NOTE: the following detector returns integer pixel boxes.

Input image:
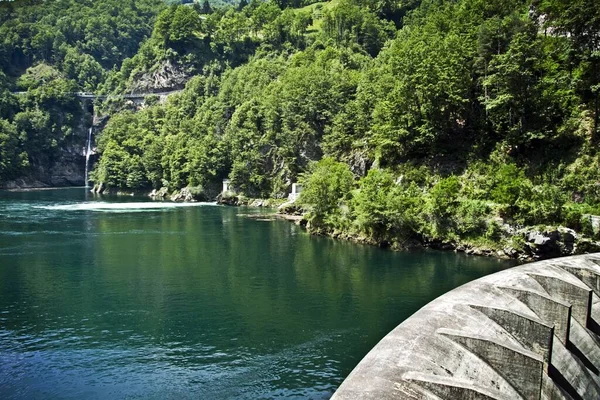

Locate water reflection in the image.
[0,188,515,399]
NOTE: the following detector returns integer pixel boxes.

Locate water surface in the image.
[0,188,516,399]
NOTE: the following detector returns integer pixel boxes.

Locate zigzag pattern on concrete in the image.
[332,253,600,400]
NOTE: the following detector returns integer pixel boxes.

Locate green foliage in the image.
[352,168,423,238]
[561,155,600,204]
[4,0,600,248]
[0,0,164,73]
[353,168,396,236]
[299,157,354,228]
[0,118,20,180]
[428,176,461,222]
[321,0,395,56]
[61,47,106,91]
[155,5,203,48]
[516,183,567,225]
[456,200,492,237]
[490,163,530,206]
[0,0,165,182]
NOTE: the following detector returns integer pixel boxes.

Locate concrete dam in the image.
[332,253,600,400]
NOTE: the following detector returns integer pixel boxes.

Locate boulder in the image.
[534,235,551,246]
[129,59,189,93]
[559,227,577,243]
[170,187,196,202]
[527,231,540,243]
[149,187,169,199]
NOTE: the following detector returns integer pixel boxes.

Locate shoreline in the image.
[260,207,600,263]
[4,185,599,262]
[1,186,90,192]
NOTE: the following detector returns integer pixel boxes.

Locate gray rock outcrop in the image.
[129,59,189,94]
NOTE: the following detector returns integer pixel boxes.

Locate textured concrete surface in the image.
[332,253,600,400]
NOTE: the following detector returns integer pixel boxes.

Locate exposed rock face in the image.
[129,59,189,94]
[347,149,372,177]
[277,201,304,216]
[48,149,87,186]
[0,144,87,189]
[149,187,169,199]
[216,194,283,208]
[1,102,96,190]
[520,227,598,260]
[149,187,206,202]
[425,226,599,262]
[170,187,197,202]
[333,253,600,400]
[0,177,50,190]
[217,194,249,206]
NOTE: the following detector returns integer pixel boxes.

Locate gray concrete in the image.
[332,253,600,400]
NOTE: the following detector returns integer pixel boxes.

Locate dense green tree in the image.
[538,0,600,141]
[0,119,21,180]
[321,0,395,56]
[299,157,355,227]
[4,0,600,249]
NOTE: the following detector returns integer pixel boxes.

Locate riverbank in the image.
[324,226,600,262]
[214,196,600,262]
[298,214,600,262]
[85,184,600,262]
[274,202,600,263]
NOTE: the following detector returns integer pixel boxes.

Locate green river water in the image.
[0,188,515,399]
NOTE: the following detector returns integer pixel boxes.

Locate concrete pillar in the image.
[470,305,554,367]
[555,263,600,297]
[288,183,303,201]
[528,274,592,328]
[439,328,544,400]
[291,183,303,195]
[500,286,572,345]
[222,179,231,194]
[549,337,600,399]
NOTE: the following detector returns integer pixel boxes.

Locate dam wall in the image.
[332,253,600,400]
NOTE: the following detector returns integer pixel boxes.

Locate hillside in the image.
[1,0,599,258]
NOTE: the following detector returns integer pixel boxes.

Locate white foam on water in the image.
[35,202,218,212]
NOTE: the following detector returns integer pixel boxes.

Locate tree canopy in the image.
[2,0,600,247]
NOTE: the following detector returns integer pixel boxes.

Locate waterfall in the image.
[84,127,93,188]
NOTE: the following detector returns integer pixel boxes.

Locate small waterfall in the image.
[84,127,93,187]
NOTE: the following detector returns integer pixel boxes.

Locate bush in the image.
[299,157,355,229]
[516,183,566,225]
[455,199,492,237]
[562,202,600,238]
[353,169,396,236]
[490,163,531,206]
[387,182,425,237]
[485,220,504,241]
[428,176,461,225]
[561,155,600,204]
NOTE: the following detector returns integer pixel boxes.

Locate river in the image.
[0,188,516,399]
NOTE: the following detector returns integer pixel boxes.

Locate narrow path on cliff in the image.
[10,90,182,100]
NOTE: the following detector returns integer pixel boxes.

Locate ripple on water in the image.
[0,189,516,399]
[34,202,218,212]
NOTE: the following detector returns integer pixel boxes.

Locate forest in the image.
[1,0,599,254]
